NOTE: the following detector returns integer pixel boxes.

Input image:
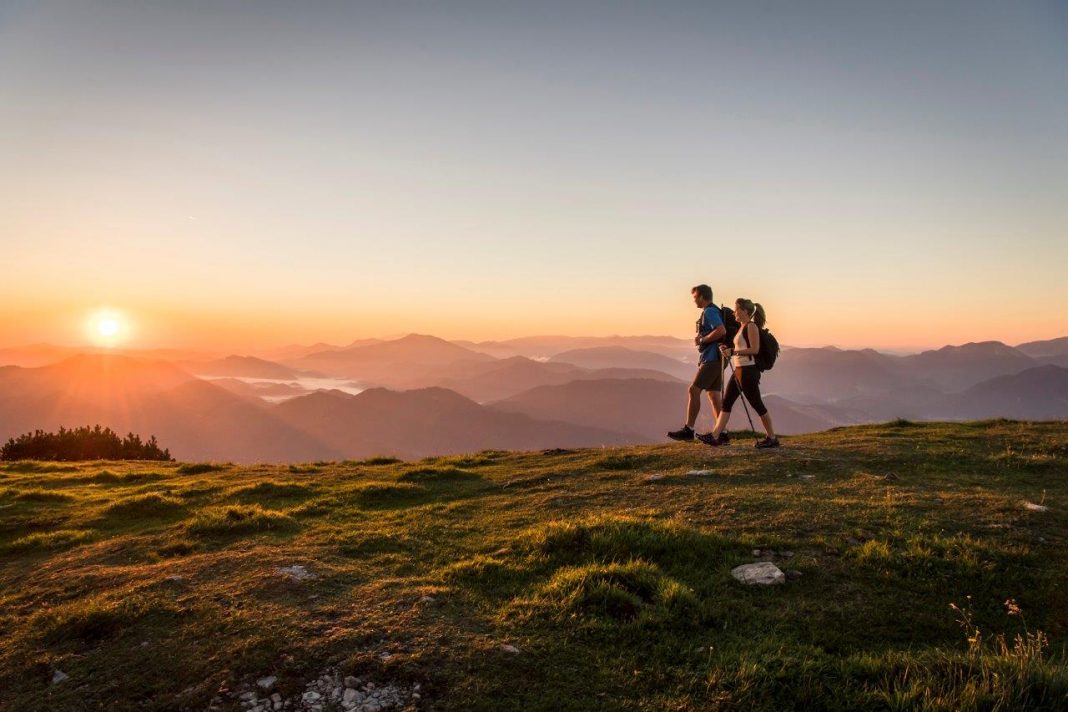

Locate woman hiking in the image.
[698,298,780,449]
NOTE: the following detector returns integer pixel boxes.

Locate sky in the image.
[1,0,1066,352]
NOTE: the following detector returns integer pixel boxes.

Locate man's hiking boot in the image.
[667,425,695,442]
[697,432,727,447]
[755,437,780,449]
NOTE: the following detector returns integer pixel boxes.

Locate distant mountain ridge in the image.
[0,334,1065,461]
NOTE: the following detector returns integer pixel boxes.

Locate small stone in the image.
[51,669,69,685]
[800,474,815,481]
[277,565,317,581]
[344,676,360,688]
[378,652,392,662]
[780,551,794,558]
[644,473,667,482]
[240,692,257,701]
[824,547,841,556]
[412,692,421,700]
[419,595,435,603]
[751,549,761,557]
[343,689,359,704]
[257,676,277,690]
[302,690,322,703]
[846,537,861,546]
[500,644,520,654]
[271,693,282,703]
[165,575,185,582]
[686,469,714,476]
[731,562,785,585]
[785,569,803,581]
[1024,501,1049,512]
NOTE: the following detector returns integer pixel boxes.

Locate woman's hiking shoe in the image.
[755,437,780,449]
[697,432,728,446]
[719,431,731,444]
[667,425,695,441]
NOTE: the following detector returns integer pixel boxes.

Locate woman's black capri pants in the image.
[723,365,768,416]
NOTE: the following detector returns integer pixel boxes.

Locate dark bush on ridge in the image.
[0,426,172,462]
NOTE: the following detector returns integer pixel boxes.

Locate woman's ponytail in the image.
[753,303,767,328]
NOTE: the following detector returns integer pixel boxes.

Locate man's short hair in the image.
[692,284,713,301]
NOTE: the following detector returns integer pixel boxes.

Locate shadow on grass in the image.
[176,463,229,475]
[398,467,482,483]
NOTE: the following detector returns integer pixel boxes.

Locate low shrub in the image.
[186,505,295,536]
[102,493,186,519]
[14,488,74,503]
[4,529,93,553]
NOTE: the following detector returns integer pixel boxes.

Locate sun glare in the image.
[87,309,129,347]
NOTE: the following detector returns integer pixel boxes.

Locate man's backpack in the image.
[755,327,780,371]
[719,306,740,346]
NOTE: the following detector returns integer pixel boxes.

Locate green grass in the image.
[0,420,1065,711]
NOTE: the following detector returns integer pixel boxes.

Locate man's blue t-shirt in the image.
[697,305,724,365]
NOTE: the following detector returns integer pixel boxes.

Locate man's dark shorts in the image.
[691,359,723,391]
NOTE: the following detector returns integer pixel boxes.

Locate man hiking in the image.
[668,284,728,442]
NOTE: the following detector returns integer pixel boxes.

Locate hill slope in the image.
[1,420,1065,711]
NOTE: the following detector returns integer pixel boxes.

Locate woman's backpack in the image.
[755,328,780,371]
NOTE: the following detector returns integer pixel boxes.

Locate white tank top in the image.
[731,323,757,369]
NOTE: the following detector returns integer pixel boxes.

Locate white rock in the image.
[277,565,317,581]
[1024,501,1049,512]
[302,690,322,703]
[51,669,69,685]
[731,562,786,585]
[686,469,714,476]
[343,688,359,704]
[240,691,257,701]
[257,676,277,690]
[270,693,282,703]
[500,644,520,654]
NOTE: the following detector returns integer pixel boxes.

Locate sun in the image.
[87,309,129,347]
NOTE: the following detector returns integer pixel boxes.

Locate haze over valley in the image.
[2,333,1065,462]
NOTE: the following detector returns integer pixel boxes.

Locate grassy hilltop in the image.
[1,420,1066,711]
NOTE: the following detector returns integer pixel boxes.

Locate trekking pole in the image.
[727,360,757,432]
